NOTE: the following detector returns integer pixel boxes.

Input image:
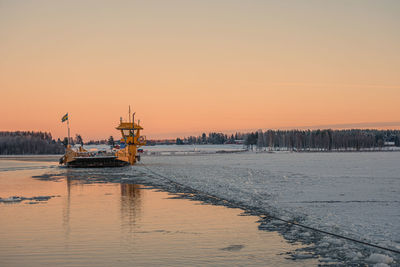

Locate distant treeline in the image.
[177,129,400,151]
[63,134,111,146]
[245,129,400,151]
[57,135,116,146]
[176,132,246,145]
[84,139,108,145]
[0,131,65,155]
[145,139,176,146]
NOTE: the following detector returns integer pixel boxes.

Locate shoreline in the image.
[0,155,61,162]
[253,148,400,153]
[1,147,400,162]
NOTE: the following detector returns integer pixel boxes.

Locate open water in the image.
[0,158,316,266]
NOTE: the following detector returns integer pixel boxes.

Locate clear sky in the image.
[1,0,399,140]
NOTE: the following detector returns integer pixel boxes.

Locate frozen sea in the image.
[0,145,399,266]
[139,145,400,266]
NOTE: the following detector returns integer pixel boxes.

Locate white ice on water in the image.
[137,146,399,264]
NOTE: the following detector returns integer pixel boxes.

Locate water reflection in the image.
[63,176,72,243]
[120,183,142,233]
[61,169,144,239]
[0,161,319,266]
[63,172,86,242]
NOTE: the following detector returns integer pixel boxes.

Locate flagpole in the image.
[67,116,70,148]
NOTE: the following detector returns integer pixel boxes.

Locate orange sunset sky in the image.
[1,0,399,140]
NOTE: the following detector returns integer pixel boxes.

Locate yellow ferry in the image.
[59,108,146,167]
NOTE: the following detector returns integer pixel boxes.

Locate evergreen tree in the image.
[107,136,115,146]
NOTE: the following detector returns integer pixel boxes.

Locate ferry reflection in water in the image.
[120,183,142,231]
[62,170,144,239]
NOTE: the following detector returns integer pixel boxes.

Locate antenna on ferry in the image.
[128,105,131,123]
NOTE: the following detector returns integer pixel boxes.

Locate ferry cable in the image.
[140,165,400,255]
[265,216,400,255]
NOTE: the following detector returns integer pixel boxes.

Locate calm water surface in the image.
[0,159,316,266]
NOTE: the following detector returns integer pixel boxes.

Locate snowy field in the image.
[134,146,400,265]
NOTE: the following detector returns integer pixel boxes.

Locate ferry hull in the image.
[66,157,129,168]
